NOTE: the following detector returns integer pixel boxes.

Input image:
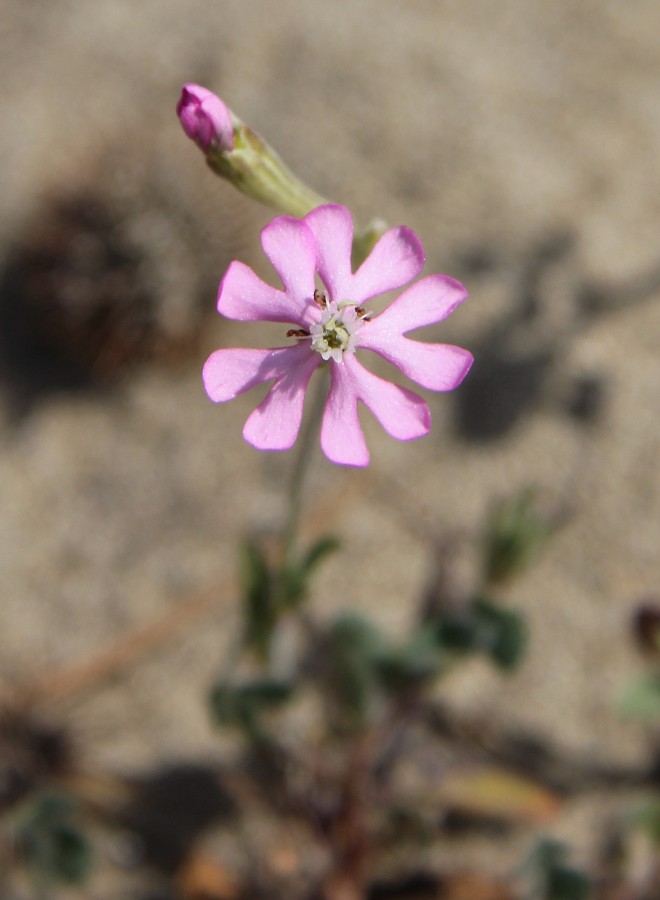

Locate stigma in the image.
[310,296,371,363]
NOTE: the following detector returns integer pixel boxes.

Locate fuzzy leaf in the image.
[302,534,341,572]
[377,626,443,692]
[473,597,528,670]
[326,613,385,725]
[281,534,340,608]
[209,679,292,734]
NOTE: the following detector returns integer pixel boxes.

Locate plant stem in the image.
[281,367,328,572]
[207,124,329,219]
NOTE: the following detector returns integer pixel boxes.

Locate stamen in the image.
[313,289,327,308]
[287,328,310,338]
[309,299,367,362]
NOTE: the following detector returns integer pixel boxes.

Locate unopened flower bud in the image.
[176,84,234,153]
[175,85,379,259]
[176,83,327,219]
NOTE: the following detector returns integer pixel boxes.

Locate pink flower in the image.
[203,204,473,467]
[176,84,234,153]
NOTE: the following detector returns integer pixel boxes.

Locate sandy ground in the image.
[1,0,660,893]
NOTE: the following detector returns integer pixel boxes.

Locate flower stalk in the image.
[206,121,329,220]
[280,368,329,572]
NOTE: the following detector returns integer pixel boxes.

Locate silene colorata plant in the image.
[170,83,565,900]
[2,82,651,900]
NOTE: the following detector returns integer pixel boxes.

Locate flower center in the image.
[311,306,353,359]
[286,291,371,362]
[311,292,371,363]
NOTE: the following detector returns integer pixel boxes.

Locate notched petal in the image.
[359,339,474,392]
[260,216,317,312]
[304,204,354,303]
[362,274,468,337]
[350,226,425,303]
[345,355,431,441]
[320,362,370,467]
[243,349,320,451]
[203,345,316,403]
[218,260,309,325]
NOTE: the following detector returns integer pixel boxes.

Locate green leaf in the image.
[546,867,590,900]
[326,614,385,725]
[430,597,528,672]
[473,597,528,671]
[483,488,552,585]
[301,535,341,573]
[281,534,340,609]
[523,840,591,900]
[376,626,443,692]
[618,672,660,719]
[19,793,92,886]
[435,615,479,655]
[527,838,567,869]
[209,679,293,735]
[238,679,293,706]
[242,538,276,659]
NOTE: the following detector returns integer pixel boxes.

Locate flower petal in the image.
[304,204,354,301]
[356,274,472,389]
[344,354,430,440]
[203,345,311,401]
[361,274,467,334]
[360,338,474,391]
[260,216,317,323]
[244,351,321,450]
[177,84,234,152]
[320,354,432,466]
[203,344,320,450]
[321,361,370,467]
[349,226,425,303]
[217,260,303,324]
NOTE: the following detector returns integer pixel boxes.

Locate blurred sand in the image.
[1,0,659,884]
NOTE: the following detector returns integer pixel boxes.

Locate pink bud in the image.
[176,84,234,153]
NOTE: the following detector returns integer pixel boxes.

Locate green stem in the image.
[208,124,329,219]
[207,125,387,252]
[281,367,328,572]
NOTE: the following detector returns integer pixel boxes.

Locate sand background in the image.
[1,0,659,892]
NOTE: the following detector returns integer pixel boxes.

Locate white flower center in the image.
[310,300,367,363]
